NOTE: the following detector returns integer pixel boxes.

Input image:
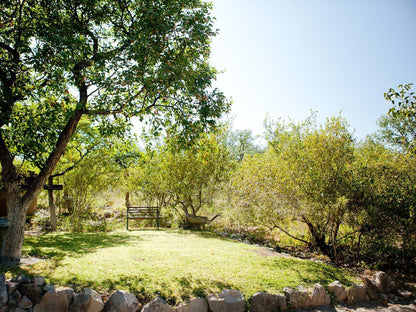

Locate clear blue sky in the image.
[209,0,416,140]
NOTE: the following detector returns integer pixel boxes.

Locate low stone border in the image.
[0,271,414,312]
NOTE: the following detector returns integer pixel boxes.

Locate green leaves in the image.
[233,114,356,250]
[380,83,416,154]
[132,130,232,216]
[1,0,228,175]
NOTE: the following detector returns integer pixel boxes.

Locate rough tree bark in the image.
[1,111,83,262]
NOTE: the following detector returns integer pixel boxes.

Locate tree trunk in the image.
[1,110,84,261]
[48,177,57,231]
[303,218,330,254]
[3,182,26,263]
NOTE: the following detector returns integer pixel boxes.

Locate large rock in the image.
[347,283,368,303]
[375,271,396,294]
[175,298,208,312]
[207,289,245,312]
[328,281,347,302]
[19,283,44,304]
[0,274,7,306]
[142,297,173,312]
[362,277,379,300]
[103,290,140,312]
[249,292,287,312]
[284,286,311,309]
[33,286,75,312]
[310,283,331,307]
[70,288,104,312]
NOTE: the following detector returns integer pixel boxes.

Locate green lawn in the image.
[5,230,355,304]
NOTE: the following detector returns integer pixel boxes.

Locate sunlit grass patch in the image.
[4,230,356,304]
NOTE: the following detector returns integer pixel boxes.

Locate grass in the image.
[3,229,356,304]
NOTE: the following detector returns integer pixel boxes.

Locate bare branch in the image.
[51,148,92,178]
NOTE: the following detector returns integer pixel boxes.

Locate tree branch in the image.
[22,110,84,208]
[51,148,91,178]
[272,223,310,245]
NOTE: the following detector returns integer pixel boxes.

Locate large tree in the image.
[0,0,228,261]
[233,114,355,255]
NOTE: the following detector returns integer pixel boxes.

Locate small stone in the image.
[18,295,34,309]
[284,286,311,309]
[9,289,22,304]
[0,303,15,312]
[6,282,20,294]
[347,283,367,303]
[34,276,46,287]
[33,286,75,312]
[208,289,245,312]
[20,283,44,304]
[398,290,413,300]
[103,290,140,312]
[249,292,287,312]
[175,298,208,312]
[379,293,389,305]
[70,288,104,312]
[0,274,7,306]
[142,297,173,312]
[43,284,55,293]
[310,283,331,306]
[328,281,347,302]
[375,271,396,293]
[11,275,31,285]
[362,277,379,300]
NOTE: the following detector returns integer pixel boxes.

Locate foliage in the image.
[229,111,416,269]
[227,129,264,161]
[131,130,233,224]
[2,0,228,169]
[60,135,140,232]
[1,0,228,260]
[347,138,416,267]
[380,83,416,153]
[231,114,356,256]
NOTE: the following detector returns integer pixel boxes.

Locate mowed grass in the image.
[5,230,355,304]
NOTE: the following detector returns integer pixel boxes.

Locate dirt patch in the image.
[248,246,294,258]
[24,230,43,237]
[303,302,416,312]
[19,256,46,266]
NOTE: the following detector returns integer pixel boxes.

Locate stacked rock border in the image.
[0,271,414,312]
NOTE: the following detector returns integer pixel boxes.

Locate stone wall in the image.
[0,271,414,312]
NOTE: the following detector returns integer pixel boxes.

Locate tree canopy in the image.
[0,0,228,261]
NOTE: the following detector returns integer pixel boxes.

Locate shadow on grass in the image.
[0,232,135,277]
[23,232,135,259]
[177,229,243,244]
[185,230,354,287]
[269,257,353,287]
[176,276,234,301]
